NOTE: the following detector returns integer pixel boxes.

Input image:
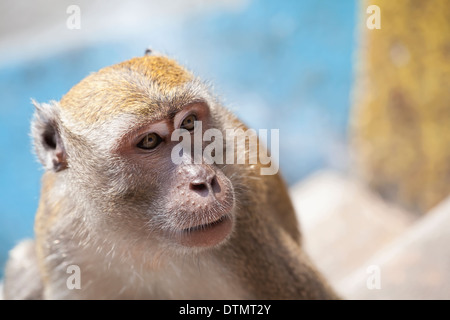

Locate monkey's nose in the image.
[188,166,221,197]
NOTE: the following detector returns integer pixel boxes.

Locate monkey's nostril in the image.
[189,182,209,197]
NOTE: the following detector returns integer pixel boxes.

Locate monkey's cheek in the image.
[176,215,233,248]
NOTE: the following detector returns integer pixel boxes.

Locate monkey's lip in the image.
[178,215,233,248]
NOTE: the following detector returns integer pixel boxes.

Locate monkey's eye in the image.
[137,133,162,150]
[181,114,197,131]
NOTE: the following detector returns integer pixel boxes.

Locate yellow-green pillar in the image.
[351,0,450,214]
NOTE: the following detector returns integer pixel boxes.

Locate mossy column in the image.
[351,0,450,214]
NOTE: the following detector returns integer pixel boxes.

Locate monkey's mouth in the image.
[183,215,228,233]
[178,214,233,248]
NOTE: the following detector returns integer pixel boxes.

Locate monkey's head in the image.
[31,53,254,254]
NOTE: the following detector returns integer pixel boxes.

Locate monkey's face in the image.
[106,101,236,249]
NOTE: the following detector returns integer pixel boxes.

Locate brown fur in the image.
[117,56,192,89]
[60,55,192,125]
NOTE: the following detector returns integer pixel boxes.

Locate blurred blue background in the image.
[0,0,357,277]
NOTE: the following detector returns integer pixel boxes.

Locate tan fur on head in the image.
[60,55,193,126]
[118,56,192,89]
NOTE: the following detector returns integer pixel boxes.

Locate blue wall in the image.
[0,0,357,277]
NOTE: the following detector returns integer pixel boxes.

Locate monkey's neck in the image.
[216,213,339,300]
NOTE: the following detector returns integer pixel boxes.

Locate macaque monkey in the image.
[3,52,338,299]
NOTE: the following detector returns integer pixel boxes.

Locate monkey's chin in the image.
[176,215,233,248]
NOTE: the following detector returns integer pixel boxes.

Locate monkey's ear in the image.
[144,47,153,55]
[31,100,68,172]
